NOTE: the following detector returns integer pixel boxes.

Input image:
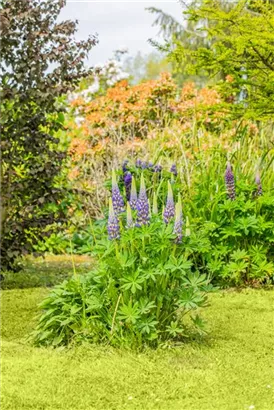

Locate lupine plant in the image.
[187,155,274,286]
[32,171,213,348]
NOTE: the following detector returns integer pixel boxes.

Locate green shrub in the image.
[32,175,214,348]
[186,156,274,285]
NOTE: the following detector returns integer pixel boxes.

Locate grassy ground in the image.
[1,286,274,410]
[1,254,93,289]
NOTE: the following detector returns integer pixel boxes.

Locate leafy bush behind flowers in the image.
[32,172,215,348]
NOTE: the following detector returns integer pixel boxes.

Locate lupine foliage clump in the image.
[32,171,214,348]
[188,158,274,286]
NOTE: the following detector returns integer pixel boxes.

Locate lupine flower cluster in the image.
[136,174,150,226]
[170,164,178,177]
[173,196,183,244]
[107,170,183,244]
[124,159,176,176]
[225,162,264,200]
[124,172,132,201]
[163,182,175,224]
[135,159,154,170]
[153,164,162,173]
[112,170,125,214]
[108,199,120,240]
[225,162,236,200]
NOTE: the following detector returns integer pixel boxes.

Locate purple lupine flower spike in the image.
[126,202,134,229]
[163,182,175,224]
[136,174,150,226]
[170,163,178,177]
[225,162,236,200]
[153,164,162,173]
[108,198,120,240]
[173,201,183,244]
[255,173,263,196]
[112,170,125,214]
[141,161,148,169]
[136,159,142,168]
[124,172,132,201]
[129,176,138,210]
[148,162,154,169]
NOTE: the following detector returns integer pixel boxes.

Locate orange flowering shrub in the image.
[68,73,222,146]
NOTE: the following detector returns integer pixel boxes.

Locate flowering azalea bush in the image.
[68,75,222,143]
[32,171,214,348]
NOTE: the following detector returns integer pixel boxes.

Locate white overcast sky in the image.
[60,0,183,64]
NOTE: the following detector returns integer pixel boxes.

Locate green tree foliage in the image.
[147,3,210,86]
[0,0,98,269]
[123,51,171,84]
[161,0,274,119]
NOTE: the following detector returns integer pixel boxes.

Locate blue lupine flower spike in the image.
[163,181,175,224]
[112,170,125,214]
[225,162,236,200]
[124,171,132,201]
[136,174,150,226]
[108,198,120,240]
[170,163,178,177]
[153,164,162,173]
[129,176,138,210]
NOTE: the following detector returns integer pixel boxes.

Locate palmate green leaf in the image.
[211,245,230,258]
[182,272,208,289]
[85,295,104,312]
[249,245,268,264]
[257,215,274,232]
[186,232,211,254]
[166,321,184,337]
[220,226,241,240]
[227,260,248,274]
[118,252,136,269]
[251,261,274,277]
[164,255,192,274]
[207,258,224,274]
[138,298,156,315]
[138,317,158,334]
[143,268,160,282]
[120,270,145,294]
[231,249,249,262]
[177,289,206,310]
[117,301,140,324]
[235,216,259,235]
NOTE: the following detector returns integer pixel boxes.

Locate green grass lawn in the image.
[1,286,274,410]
